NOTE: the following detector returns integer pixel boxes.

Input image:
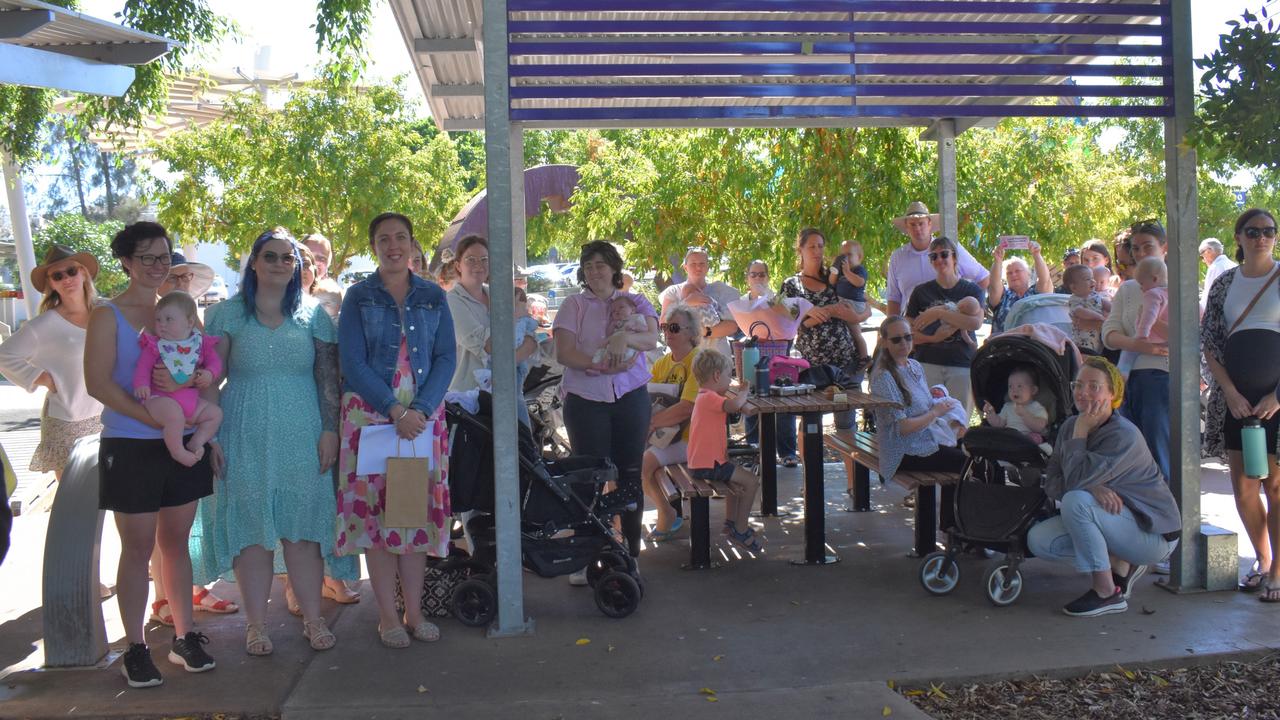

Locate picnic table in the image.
[737,388,899,565]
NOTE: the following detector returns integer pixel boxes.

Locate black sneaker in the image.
[1113,564,1149,600]
[120,643,163,688]
[1062,587,1128,617]
[168,631,216,672]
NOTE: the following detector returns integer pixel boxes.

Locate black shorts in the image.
[691,461,736,483]
[98,437,213,514]
[1223,412,1280,455]
[1223,329,1280,455]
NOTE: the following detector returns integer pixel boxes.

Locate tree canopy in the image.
[1192,6,1280,170]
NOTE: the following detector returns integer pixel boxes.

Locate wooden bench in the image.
[823,429,961,557]
[658,463,741,569]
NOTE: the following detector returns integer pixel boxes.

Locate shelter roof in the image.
[389,0,1169,132]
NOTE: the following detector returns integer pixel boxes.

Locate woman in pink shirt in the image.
[553,241,659,576]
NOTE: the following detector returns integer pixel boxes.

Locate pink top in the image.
[553,289,657,403]
[686,389,728,470]
[1135,286,1169,343]
[132,331,222,418]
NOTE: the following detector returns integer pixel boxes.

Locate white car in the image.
[201,276,228,306]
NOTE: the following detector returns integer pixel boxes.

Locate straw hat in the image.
[31,244,99,294]
[166,252,216,297]
[891,201,942,235]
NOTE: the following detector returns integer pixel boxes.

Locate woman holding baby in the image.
[554,241,659,569]
[904,236,985,417]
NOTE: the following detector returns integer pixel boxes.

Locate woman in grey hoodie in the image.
[1028,356,1181,617]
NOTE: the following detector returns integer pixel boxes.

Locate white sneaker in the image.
[569,567,589,586]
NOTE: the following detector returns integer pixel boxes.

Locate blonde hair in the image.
[1081,356,1125,410]
[156,290,199,325]
[692,346,731,385]
[39,261,98,314]
[300,233,332,256]
[1136,256,1167,286]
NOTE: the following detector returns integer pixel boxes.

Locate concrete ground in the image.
[1,452,1275,719]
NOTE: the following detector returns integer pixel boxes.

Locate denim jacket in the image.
[339,270,457,418]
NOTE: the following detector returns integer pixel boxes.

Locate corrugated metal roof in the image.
[390,0,1167,130]
[0,0,176,63]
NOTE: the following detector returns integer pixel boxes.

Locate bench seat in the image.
[660,463,740,569]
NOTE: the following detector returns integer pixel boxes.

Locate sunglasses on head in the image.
[887,333,914,345]
[1243,226,1278,240]
[1131,218,1164,235]
[49,266,80,282]
[659,322,684,334]
[928,250,953,262]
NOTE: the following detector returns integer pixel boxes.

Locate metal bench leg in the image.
[684,496,713,570]
[911,485,937,558]
[849,462,871,513]
[758,412,778,516]
[792,412,839,566]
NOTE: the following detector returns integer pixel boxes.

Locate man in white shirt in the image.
[1198,238,1236,313]
[658,247,741,357]
[884,201,990,317]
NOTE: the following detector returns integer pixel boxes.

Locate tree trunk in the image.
[70,152,88,219]
[100,152,115,217]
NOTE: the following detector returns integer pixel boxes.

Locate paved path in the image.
[0,383,54,515]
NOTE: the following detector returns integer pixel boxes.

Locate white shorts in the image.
[646,440,688,467]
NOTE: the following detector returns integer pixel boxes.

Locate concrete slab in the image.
[2,461,1275,719]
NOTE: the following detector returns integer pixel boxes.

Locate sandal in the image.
[1261,580,1280,604]
[245,623,273,656]
[321,580,361,604]
[284,583,302,617]
[193,587,239,614]
[378,624,411,649]
[728,527,765,553]
[303,617,336,651]
[781,455,800,468]
[409,620,441,643]
[648,517,685,542]
[1240,566,1266,593]
[149,599,175,627]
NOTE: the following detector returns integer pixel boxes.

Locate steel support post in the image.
[935,119,959,242]
[482,0,533,636]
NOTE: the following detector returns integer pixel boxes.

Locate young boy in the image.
[1134,256,1169,346]
[829,240,871,365]
[687,351,764,552]
[1063,264,1110,354]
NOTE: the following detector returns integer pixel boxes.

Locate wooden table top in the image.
[734,387,900,416]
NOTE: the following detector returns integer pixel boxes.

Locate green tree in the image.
[1191,6,1280,170]
[33,214,128,297]
[150,70,468,274]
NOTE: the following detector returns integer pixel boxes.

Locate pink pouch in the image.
[768,356,810,385]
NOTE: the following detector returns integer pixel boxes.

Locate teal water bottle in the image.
[741,342,760,392]
[1242,417,1269,480]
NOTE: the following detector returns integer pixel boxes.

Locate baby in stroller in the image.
[981,365,1053,455]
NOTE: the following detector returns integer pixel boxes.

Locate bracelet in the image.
[394,407,409,422]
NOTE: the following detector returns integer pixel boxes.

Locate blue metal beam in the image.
[508,61,1169,78]
[509,0,1167,16]
[510,82,1169,99]
[508,20,1164,36]
[510,103,1171,122]
[510,40,1168,58]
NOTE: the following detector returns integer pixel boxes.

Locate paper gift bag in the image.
[384,441,433,528]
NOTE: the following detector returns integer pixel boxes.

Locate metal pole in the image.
[1162,0,1203,592]
[936,119,958,242]
[3,153,41,321]
[511,128,527,270]
[482,0,532,636]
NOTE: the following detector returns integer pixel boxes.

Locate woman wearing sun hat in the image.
[0,244,104,479]
[158,252,216,301]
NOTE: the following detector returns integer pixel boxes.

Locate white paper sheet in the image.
[356,421,435,476]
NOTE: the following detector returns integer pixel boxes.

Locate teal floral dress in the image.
[198,296,356,578]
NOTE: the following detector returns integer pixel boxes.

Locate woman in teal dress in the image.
[204,229,341,655]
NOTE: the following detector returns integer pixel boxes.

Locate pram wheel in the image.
[982,560,1023,607]
[919,551,960,595]
[594,571,641,619]
[452,578,498,627]
[586,551,635,588]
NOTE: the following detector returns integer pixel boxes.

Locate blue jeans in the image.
[744,413,798,459]
[563,386,650,557]
[1121,369,1171,484]
[1028,490,1176,573]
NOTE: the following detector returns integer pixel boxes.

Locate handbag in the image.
[394,552,479,618]
[732,321,791,379]
[384,438,433,528]
[769,356,810,385]
[799,364,857,390]
[1226,265,1280,336]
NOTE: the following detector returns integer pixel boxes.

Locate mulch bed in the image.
[900,654,1280,720]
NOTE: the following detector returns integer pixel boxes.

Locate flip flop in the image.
[1260,581,1280,604]
[1240,569,1266,593]
[648,517,684,542]
[781,455,800,468]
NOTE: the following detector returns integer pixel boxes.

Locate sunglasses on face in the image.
[659,322,684,334]
[887,333,913,345]
[133,253,172,267]
[1243,226,1278,240]
[260,251,296,266]
[49,266,80,282]
[928,250,953,262]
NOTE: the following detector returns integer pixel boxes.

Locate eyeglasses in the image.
[133,253,172,267]
[659,322,684,334]
[49,266,80,282]
[168,271,194,283]
[260,251,297,266]
[747,271,769,279]
[1243,226,1278,240]
[463,256,490,267]
[1070,381,1107,393]
[887,333,913,345]
[928,250,953,262]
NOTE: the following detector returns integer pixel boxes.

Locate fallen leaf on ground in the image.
[700,687,716,696]
[882,706,892,716]
[417,685,428,694]
[575,638,591,646]
[714,655,724,661]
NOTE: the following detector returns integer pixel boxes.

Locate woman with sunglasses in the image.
[868,316,967,489]
[554,240,659,577]
[1027,357,1180,617]
[905,236,985,416]
[1101,219,1172,488]
[1202,208,1280,598]
[85,222,216,687]
[0,244,103,481]
[201,229,345,655]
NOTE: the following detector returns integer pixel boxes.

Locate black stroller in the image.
[918,333,1078,606]
[444,393,644,624]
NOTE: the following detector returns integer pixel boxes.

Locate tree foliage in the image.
[1191,6,1280,170]
[150,70,467,274]
[33,214,128,297]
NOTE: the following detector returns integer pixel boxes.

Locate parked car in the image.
[201,276,228,306]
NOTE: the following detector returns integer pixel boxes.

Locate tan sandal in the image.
[409,620,440,643]
[378,624,410,649]
[321,580,360,604]
[245,623,273,656]
[303,617,336,651]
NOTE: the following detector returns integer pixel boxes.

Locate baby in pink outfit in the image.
[1134,256,1169,346]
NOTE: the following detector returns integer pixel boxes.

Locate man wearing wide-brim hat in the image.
[159,252,216,301]
[884,201,989,317]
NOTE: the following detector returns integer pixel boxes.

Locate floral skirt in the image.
[32,403,101,474]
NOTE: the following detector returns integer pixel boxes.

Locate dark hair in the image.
[513,285,528,303]
[1129,218,1167,245]
[1080,239,1112,268]
[871,316,914,406]
[111,221,172,264]
[1062,263,1094,288]
[454,235,489,266]
[577,240,625,289]
[368,212,414,247]
[1234,208,1278,263]
[794,227,828,277]
[928,236,961,274]
[240,228,302,318]
[1008,364,1039,388]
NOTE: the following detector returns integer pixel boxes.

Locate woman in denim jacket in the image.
[335,212,457,648]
